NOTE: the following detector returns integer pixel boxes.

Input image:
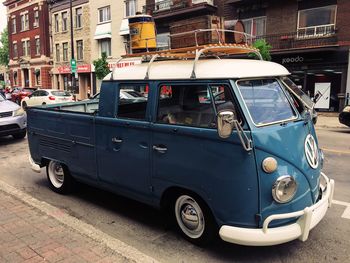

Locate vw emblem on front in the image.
[305,134,319,169]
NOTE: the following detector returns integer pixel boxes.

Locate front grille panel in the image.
[0,124,19,132]
[0,111,13,118]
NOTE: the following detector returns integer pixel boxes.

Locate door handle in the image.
[153,145,167,153]
[111,137,123,143]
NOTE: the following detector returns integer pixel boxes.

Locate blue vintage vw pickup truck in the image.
[27,45,334,246]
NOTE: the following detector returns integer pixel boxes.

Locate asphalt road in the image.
[0,127,349,263]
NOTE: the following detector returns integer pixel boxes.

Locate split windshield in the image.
[237,79,297,126]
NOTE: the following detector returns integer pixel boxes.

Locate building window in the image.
[21,14,29,31]
[13,43,18,58]
[35,69,41,85]
[297,5,337,38]
[76,40,83,60]
[55,44,60,62]
[62,12,68,31]
[100,39,111,57]
[12,18,16,34]
[26,40,30,57]
[98,6,111,23]
[156,32,170,50]
[125,0,136,17]
[76,7,82,28]
[242,16,266,37]
[13,71,18,85]
[54,14,59,32]
[63,42,68,61]
[34,10,39,27]
[35,38,40,55]
[21,40,30,57]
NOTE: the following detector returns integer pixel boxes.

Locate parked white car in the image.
[21,89,74,108]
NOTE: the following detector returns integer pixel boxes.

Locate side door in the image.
[151,82,259,227]
[27,90,39,106]
[95,82,152,202]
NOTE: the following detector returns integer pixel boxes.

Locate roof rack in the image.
[120,43,262,80]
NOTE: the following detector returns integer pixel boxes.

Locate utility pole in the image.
[69,0,76,95]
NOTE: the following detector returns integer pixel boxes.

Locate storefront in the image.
[272,48,348,112]
[53,64,93,100]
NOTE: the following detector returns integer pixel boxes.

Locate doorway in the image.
[23,69,29,87]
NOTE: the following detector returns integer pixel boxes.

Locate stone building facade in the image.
[4,0,52,89]
[50,0,91,100]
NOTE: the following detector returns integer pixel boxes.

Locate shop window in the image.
[35,38,40,55]
[34,11,39,28]
[77,40,83,60]
[117,84,148,120]
[76,7,82,28]
[35,69,41,86]
[13,43,18,58]
[242,16,266,37]
[98,6,111,23]
[12,18,16,34]
[56,44,60,62]
[125,0,136,17]
[62,12,68,31]
[100,39,111,57]
[63,42,68,61]
[297,5,337,38]
[54,14,59,32]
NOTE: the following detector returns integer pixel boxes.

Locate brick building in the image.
[49,0,91,100]
[225,0,350,111]
[4,0,52,89]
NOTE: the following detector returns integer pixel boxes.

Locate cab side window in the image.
[157,84,216,128]
[116,84,148,120]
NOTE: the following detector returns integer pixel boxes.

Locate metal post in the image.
[70,0,76,96]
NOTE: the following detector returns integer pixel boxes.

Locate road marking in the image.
[0,181,159,263]
[322,148,350,155]
[332,199,350,220]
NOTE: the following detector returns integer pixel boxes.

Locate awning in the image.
[119,18,129,36]
[94,23,112,40]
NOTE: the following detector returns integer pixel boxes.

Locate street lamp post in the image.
[69,0,76,95]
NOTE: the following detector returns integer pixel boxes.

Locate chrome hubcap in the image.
[48,161,64,188]
[175,195,205,239]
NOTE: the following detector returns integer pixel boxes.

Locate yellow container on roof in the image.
[128,15,157,52]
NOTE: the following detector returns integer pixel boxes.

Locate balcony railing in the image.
[297,24,336,39]
[256,28,338,51]
[144,0,214,14]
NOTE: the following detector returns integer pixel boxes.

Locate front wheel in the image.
[12,130,26,139]
[46,161,73,194]
[174,194,216,246]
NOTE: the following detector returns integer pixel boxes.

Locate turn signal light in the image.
[262,157,278,173]
[49,96,56,100]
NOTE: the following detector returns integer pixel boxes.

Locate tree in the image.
[0,28,9,66]
[93,52,111,80]
[251,39,272,61]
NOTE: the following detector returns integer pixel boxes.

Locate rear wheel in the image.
[46,161,73,194]
[12,130,26,139]
[174,194,216,246]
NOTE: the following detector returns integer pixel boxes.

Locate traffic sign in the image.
[70,59,77,73]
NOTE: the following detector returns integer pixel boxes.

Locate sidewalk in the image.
[0,190,130,263]
[0,182,158,263]
[315,113,348,129]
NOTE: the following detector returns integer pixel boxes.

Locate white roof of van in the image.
[105,59,290,81]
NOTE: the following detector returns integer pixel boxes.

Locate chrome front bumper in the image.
[219,172,335,246]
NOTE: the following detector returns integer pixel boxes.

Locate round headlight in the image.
[272,175,297,204]
[262,157,278,173]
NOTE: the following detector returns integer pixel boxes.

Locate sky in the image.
[0,0,6,34]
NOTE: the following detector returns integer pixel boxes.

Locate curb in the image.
[0,180,159,263]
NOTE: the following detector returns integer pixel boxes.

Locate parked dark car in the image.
[11,87,37,104]
[339,106,350,127]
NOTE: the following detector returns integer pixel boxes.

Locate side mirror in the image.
[217,110,235,138]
